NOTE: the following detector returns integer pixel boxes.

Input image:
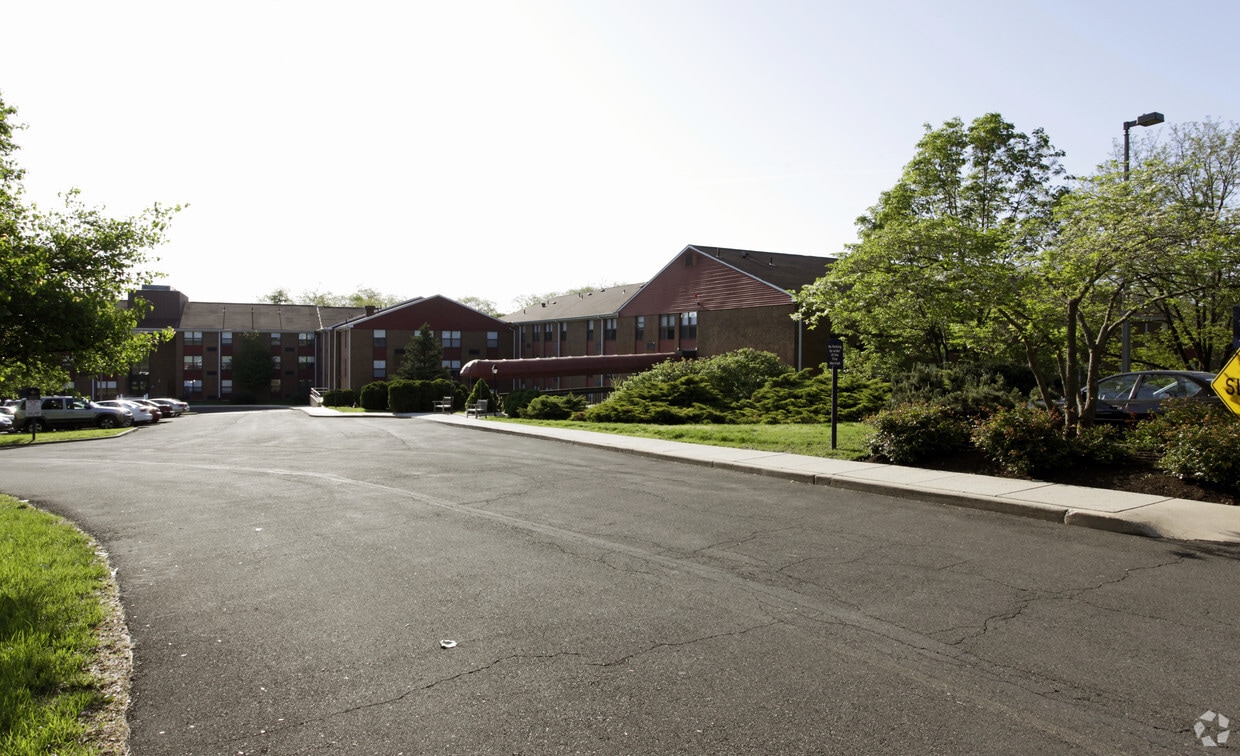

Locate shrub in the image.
[865,402,971,465]
[465,379,495,412]
[890,364,1024,418]
[744,370,890,423]
[430,379,459,410]
[359,381,389,411]
[613,348,791,404]
[387,379,420,413]
[1070,424,1130,466]
[336,388,357,408]
[971,406,1070,477]
[1157,417,1240,491]
[1126,397,1233,456]
[585,375,733,424]
[522,394,587,420]
[502,388,541,417]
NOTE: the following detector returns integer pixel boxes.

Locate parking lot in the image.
[4,408,1239,753]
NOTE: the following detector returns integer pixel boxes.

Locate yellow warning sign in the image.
[1211,352,1240,419]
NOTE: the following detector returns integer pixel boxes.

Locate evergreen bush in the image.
[359,381,389,411]
[387,379,419,413]
[890,364,1024,418]
[465,379,495,411]
[502,388,541,417]
[522,394,587,420]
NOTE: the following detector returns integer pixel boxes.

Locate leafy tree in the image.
[510,283,619,311]
[0,93,179,394]
[396,323,447,380]
[457,296,501,317]
[796,113,1067,379]
[261,287,405,308]
[230,332,275,397]
[1125,119,1240,371]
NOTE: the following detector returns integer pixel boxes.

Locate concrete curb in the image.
[296,407,1240,544]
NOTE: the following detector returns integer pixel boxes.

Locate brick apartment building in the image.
[70,245,833,402]
[493,245,835,392]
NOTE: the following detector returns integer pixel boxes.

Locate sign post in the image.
[24,388,42,440]
[1211,351,1240,420]
[825,338,844,449]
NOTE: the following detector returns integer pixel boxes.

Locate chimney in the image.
[365,305,376,316]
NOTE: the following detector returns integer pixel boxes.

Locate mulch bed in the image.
[879,449,1238,506]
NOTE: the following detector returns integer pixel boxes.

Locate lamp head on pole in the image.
[1136,112,1164,128]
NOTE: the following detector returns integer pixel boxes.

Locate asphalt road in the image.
[4,409,1239,754]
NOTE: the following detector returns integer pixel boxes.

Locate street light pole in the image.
[1120,111,1165,372]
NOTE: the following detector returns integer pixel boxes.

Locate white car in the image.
[96,399,158,425]
[149,397,189,417]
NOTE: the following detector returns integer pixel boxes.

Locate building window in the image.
[586,320,595,342]
[184,379,202,393]
[441,330,461,348]
[221,379,232,395]
[271,332,281,346]
[270,379,282,394]
[96,380,117,395]
[680,311,698,339]
[560,322,567,342]
[487,331,498,348]
[298,356,314,369]
[660,314,676,340]
[299,332,314,346]
[532,325,541,342]
[271,355,281,369]
[183,355,203,370]
[221,355,232,370]
[604,318,617,340]
[184,330,203,346]
[373,329,386,347]
[635,316,645,341]
[221,331,232,345]
[544,323,553,342]
[441,359,462,377]
[373,360,386,379]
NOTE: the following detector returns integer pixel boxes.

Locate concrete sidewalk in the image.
[298,406,1240,544]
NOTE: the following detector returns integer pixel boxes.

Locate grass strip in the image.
[0,428,130,448]
[0,495,113,755]
[493,419,874,460]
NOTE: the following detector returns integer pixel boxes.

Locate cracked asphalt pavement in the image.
[4,409,1240,754]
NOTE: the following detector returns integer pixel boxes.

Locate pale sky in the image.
[3,1,1238,313]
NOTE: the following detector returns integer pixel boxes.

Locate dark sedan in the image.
[1092,370,1221,422]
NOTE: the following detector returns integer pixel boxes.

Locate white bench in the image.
[432,396,453,413]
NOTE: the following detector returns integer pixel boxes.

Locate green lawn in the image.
[0,495,116,755]
[0,428,131,448]
[492,418,874,460]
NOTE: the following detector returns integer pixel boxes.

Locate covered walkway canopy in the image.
[460,353,678,380]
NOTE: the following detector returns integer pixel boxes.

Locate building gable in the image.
[618,245,832,316]
[346,295,509,332]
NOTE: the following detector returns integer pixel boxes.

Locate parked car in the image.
[149,397,189,417]
[96,399,158,425]
[1090,370,1221,422]
[14,396,134,431]
[0,405,12,432]
[126,398,165,421]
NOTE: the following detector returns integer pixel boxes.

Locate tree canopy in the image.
[260,287,406,308]
[0,92,180,395]
[796,113,1240,430]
